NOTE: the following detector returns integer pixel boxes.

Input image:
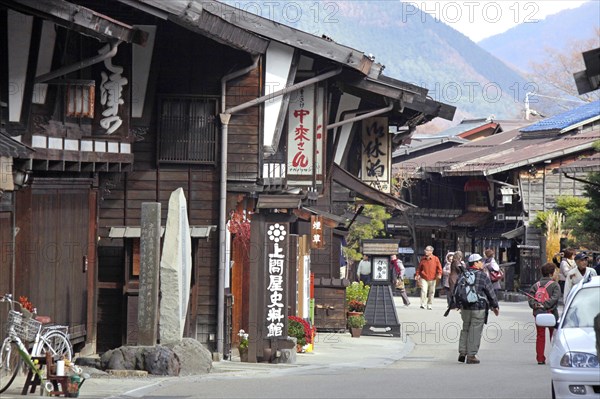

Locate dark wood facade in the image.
[2,0,454,360]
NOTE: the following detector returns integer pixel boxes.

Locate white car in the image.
[536,274,600,399]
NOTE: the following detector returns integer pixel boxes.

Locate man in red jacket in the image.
[416,245,442,309]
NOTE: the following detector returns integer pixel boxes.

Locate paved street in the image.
[2,296,552,398]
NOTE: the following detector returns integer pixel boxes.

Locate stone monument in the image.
[159,188,192,344]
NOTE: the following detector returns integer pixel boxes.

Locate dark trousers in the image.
[359,274,371,285]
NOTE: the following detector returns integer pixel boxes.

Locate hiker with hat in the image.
[564,252,597,301]
[456,253,500,364]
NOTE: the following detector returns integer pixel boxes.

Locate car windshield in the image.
[562,286,600,328]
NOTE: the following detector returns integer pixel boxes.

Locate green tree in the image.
[582,172,600,248]
[343,205,391,262]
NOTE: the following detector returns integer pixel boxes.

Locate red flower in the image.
[18,296,34,312]
[347,300,365,312]
[288,316,313,344]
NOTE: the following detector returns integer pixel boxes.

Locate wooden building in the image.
[393,100,600,288]
[0,0,455,360]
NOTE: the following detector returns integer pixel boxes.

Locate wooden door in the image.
[15,180,93,346]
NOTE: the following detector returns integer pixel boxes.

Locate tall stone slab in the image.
[138,202,161,345]
[159,188,192,344]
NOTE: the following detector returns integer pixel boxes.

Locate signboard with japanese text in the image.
[264,223,288,339]
[310,215,324,249]
[315,86,325,185]
[372,256,390,283]
[361,117,391,193]
[93,43,130,137]
[287,85,315,184]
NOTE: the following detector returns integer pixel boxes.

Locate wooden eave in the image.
[331,163,416,211]
[343,76,456,122]
[0,130,33,158]
[129,0,377,75]
[119,0,268,54]
[0,0,148,45]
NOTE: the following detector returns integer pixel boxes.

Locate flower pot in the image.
[239,347,248,362]
[350,327,362,338]
[66,392,79,398]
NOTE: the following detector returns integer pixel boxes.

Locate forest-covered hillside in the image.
[479,1,599,73]
[226,0,530,120]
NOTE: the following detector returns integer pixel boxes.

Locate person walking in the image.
[442,252,454,298]
[448,250,465,305]
[415,245,442,310]
[356,254,372,285]
[457,253,499,364]
[564,252,597,301]
[483,248,502,294]
[528,262,561,365]
[559,248,576,293]
[391,254,410,306]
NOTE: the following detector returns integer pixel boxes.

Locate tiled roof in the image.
[521,100,600,132]
[0,131,33,158]
[556,153,600,173]
[393,121,600,177]
[429,119,492,138]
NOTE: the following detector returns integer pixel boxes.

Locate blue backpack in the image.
[452,270,480,307]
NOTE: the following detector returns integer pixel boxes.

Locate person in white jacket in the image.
[564,252,597,302]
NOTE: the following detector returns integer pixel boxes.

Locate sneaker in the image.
[466,355,480,364]
[427,306,432,310]
[537,361,545,365]
[420,305,425,309]
[458,354,466,363]
[404,303,411,307]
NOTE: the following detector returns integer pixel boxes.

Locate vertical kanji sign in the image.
[310,215,324,249]
[265,223,288,339]
[361,117,391,193]
[287,85,315,184]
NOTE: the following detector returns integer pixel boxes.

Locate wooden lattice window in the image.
[158,96,218,164]
[65,82,95,118]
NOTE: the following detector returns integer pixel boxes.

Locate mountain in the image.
[478,1,600,73]
[226,1,529,120]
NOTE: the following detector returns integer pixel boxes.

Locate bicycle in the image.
[0,293,73,393]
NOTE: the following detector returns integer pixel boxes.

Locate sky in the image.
[413,0,590,42]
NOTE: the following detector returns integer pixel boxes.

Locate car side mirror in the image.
[535,313,556,328]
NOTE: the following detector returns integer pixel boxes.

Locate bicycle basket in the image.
[7,310,42,342]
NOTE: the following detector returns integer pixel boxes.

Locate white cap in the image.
[468,253,482,263]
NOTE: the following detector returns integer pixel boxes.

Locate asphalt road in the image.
[112,296,552,399]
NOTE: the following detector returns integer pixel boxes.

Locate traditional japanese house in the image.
[0,0,147,351]
[1,0,455,361]
[393,100,600,288]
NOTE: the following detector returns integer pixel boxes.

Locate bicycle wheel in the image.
[36,331,72,361]
[0,339,21,393]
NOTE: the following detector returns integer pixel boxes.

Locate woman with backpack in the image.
[528,262,561,365]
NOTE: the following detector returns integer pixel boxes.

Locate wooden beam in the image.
[2,0,148,45]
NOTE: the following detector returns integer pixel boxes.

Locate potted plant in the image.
[288,316,312,352]
[347,314,366,338]
[346,281,370,316]
[347,299,365,317]
[237,329,249,362]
